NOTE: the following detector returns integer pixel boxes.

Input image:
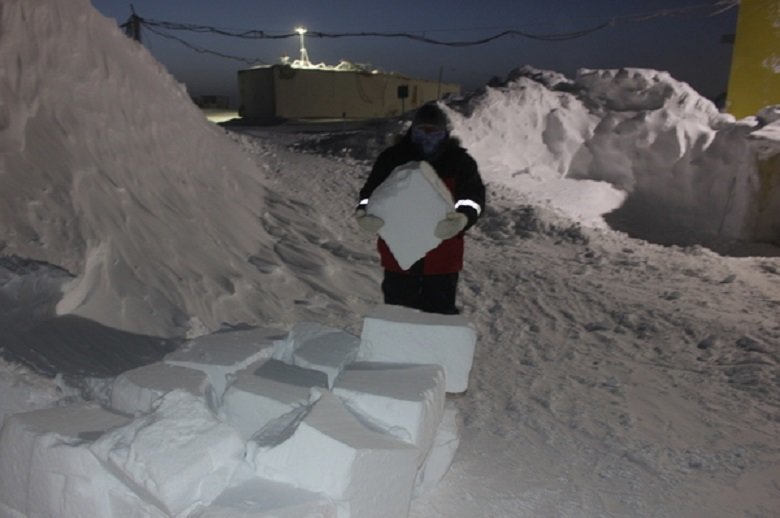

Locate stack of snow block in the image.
[251,391,420,518]
[333,362,446,461]
[189,478,339,517]
[165,326,284,401]
[0,403,166,517]
[271,321,361,388]
[110,361,212,415]
[91,390,247,517]
[220,359,327,440]
[414,402,461,497]
[359,304,478,393]
[106,326,282,416]
[0,312,475,517]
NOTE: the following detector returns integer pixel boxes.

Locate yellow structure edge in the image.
[726,0,780,119]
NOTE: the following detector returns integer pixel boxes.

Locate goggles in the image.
[412,125,446,138]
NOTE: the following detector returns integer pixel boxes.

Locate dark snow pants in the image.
[381,269,460,315]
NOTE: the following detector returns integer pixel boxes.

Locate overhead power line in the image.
[142,24,268,65]
[120,1,738,63]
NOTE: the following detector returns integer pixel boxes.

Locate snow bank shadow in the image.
[604,195,780,257]
[2,315,179,378]
[1,256,177,377]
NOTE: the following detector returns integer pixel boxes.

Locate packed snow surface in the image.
[1,0,779,517]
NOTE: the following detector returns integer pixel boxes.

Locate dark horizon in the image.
[90,0,738,106]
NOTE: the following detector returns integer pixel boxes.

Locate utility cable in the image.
[122,1,738,63]
[142,24,267,65]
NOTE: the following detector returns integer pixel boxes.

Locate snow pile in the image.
[0,0,277,337]
[751,106,780,158]
[448,66,780,246]
[0,312,471,517]
[446,66,625,228]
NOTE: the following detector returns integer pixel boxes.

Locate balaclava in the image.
[410,103,448,158]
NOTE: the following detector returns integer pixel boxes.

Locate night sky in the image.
[90,0,738,105]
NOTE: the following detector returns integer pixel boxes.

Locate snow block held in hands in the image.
[333,362,446,461]
[0,404,164,518]
[359,304,478,393]
[91,390,246,517]
[251,391,418,518]
[366,160,454,269]
[272,322,360,388]
[191,478,339,517]
[221,359,327,440]
[110,361,212,415]
[165,326,283,401]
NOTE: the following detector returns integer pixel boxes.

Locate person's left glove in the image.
[355,208,385,233]
[434,211,468,239]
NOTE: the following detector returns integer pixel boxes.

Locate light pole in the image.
[295,27,311,67]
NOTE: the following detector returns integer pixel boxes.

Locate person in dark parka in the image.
[355,102,486,314]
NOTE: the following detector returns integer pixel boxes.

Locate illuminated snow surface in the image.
[2,0,780,517]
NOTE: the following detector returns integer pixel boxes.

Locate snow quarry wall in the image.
[447,66,780,248]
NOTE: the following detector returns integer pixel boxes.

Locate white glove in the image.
[434,211,468,239]
[355,208,384,233]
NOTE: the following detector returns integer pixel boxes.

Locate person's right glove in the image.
[354,208,385,233]
[434,211,468,239]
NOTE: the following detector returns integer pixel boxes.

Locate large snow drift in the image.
[0,0,276,337]
[448,66,780,247]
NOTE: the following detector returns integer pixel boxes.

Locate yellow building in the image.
[726,0,780,118]
[238,65,460,121]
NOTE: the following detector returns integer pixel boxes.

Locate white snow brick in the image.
[413,402,461,498]
[333,362,446,462]
[221,359,327,440]
[90,390,246,517]
[366,160,454,269]
[272,322,360,388]
[165,326,283,402]
[251,391,418,518]
[110,361,212,415]
[359,304,478,393]
[0,403,165,517]
[191,478,339,517]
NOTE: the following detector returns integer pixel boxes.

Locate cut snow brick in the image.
[221,359,326,440]
[272,322,360,388]
[366,160,453,269]
[359,304,478,393]
[0,403,165,517]
[333,362,446,461]
[110,361,212,415]
[251,391,418,518]
[90,390,246,517]
[414,402,461,498]
[165,326,283,403]
[191,478,339,517]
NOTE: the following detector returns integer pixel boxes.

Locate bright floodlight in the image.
[295,26,311,66]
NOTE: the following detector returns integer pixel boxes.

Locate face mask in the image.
[411,126,446,156]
